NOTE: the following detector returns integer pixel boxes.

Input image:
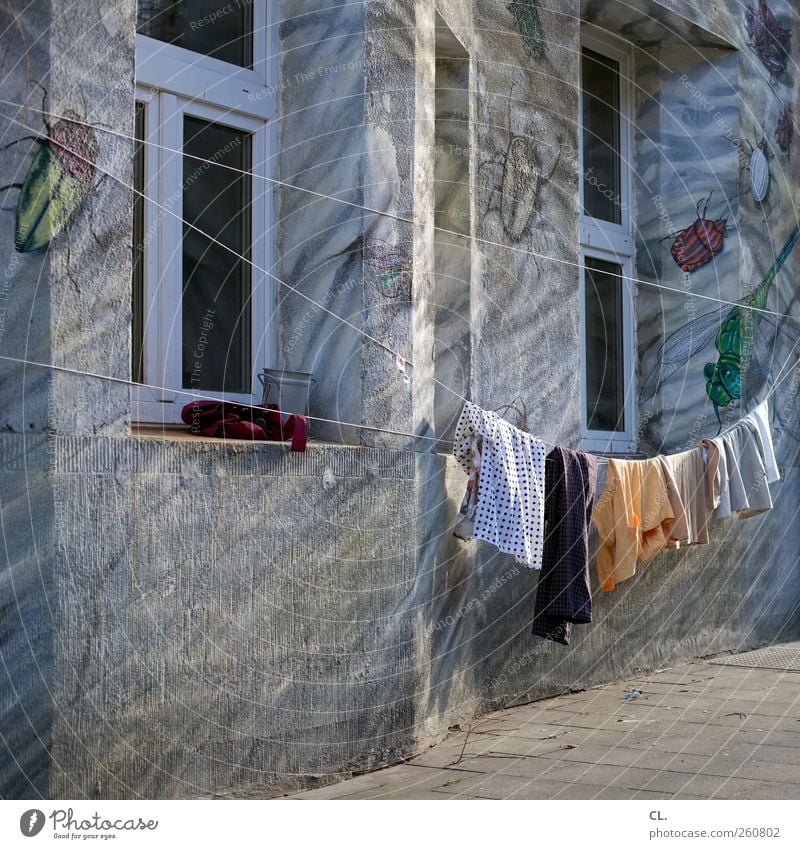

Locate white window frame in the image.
[579,27,637,453]
[133,3,278,423]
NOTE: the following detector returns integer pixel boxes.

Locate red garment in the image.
[180,400,308,452]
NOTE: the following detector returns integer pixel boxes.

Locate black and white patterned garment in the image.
[452,401,547,569]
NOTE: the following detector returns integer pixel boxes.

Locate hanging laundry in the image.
[453,401,546,569]
[453,436,481,540]
[743,399,779,483]
[703,420,772,519]
[531,447,598,645]
[660,448,709,547]
[592,457,687,592]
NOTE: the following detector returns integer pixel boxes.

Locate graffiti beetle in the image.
[1,106,99,253]
[663,193,728,273]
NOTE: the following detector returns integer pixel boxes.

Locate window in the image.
[579,28,636,452]
[133,1,276,421]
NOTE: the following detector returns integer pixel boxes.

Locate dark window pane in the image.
[137,0,253,68]
[182,116,252,393]
[582,47,621,224]
[584,257,624,431]
[132,100,145,385]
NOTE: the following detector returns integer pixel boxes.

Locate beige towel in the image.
[659,448,709,547]
[592,457,687,592]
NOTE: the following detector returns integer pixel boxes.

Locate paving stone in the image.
[290,659,800,800]
[452,754,569,781]
[676,774,792,799]
[699,757,800,782]
[443,772,558,800]
[550,782,641,800]
[731,729,800,748]
[539,745,723,774]
[344,788,455,800]
[727,743,800,766]
[408,743,483,770]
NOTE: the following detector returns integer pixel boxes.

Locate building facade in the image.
[1,0,799,798]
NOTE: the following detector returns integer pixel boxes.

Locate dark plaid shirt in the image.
[531,446,599,645]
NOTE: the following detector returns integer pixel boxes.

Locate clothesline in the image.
[454,394,787,646]
[0,343,798,461]
[3,103,799,449]
[1,103,799,460]
[1,100,799,324]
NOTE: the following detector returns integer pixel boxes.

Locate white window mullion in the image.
[250,123,272,392]
[140,90,160,395]
[155,93,184,402]
[135,35,274,121]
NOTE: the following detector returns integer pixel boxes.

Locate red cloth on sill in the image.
[180,400,308,452]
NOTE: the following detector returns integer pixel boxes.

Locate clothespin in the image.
[396,354,411,386]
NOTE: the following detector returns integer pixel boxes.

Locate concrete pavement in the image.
[290,645,800,799]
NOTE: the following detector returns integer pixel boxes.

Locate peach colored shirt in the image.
[592,457,686,592]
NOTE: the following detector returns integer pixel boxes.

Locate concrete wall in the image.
[1,0,799,799]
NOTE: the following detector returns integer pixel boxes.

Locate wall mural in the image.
[663,194,728,273]
[745,0,792,81]
[364,238,412,300]
[480,86,562,243]
[774,105,793,152]
[746,138,772,202]
[507,1,545,60]
[641,227,798,424]
[1,108,99,252]
[638,5,797,448]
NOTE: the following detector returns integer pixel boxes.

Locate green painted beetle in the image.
[702,226,798,412]
[641,226,799,423]
[1,109,99,253]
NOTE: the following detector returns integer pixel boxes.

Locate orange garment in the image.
[592,457,686,591]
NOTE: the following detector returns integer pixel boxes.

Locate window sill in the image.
[129,423,406,452]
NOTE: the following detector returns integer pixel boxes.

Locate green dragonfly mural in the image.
[640,227,799,423]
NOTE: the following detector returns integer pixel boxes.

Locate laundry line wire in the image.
[1,106,798,455]
[0,353,444,445]
[1,99,799,324]
[4,103,800,446]
[1,347,799,465]
[0,106,470,413]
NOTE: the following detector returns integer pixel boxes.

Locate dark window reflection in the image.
[182,116,252,393]
[137,0,253,68]
[582,47,622,224]
[584,257,625,431]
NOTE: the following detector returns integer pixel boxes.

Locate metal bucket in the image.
[257,368,314,417]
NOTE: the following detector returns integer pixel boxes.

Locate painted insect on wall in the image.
[507,0,545,60]
[641,227,799,422]
[364,238,412,300]
[662,194,727,273]
[480,85,563,243]
[0,108,99,252]
[745,0,792,80]
[775,105,793,153]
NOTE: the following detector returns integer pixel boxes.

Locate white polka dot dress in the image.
[453,401,546,569]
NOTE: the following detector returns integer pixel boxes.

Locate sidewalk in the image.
[290,643,800,800]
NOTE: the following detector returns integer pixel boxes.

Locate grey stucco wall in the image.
[1,0,799,799]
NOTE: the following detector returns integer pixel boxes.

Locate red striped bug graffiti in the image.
[775,105,793,153]
[662,194,729,273]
